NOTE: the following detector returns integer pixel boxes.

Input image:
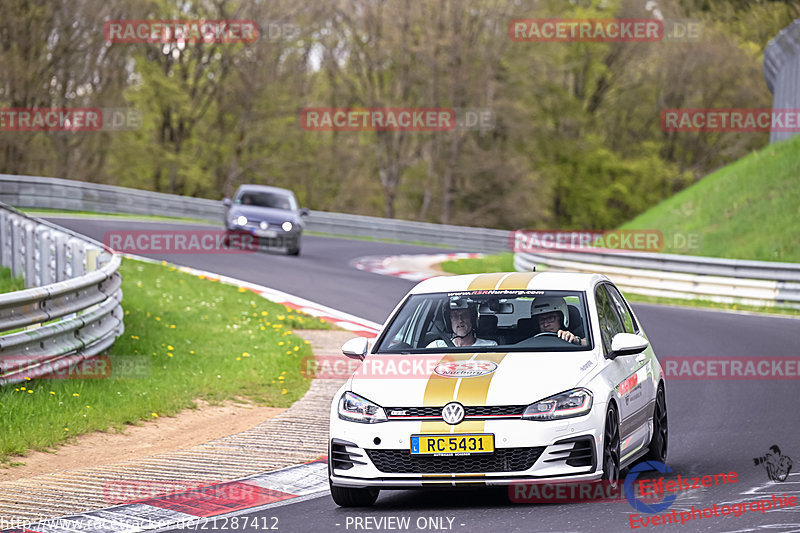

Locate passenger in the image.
[427,303,497,348]
[531,296,586,346]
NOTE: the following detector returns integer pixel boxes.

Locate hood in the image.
[350,351,599,408]
[227,205,301,224]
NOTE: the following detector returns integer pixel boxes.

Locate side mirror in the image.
[223,198,232,207]
[342,337,369,360]
[607,333,649,360]
[299,207,310,217]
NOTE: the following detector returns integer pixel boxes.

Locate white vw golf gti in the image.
[328,272,667,507]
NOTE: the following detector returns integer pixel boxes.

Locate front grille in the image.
[386,405,526,419]
[365,447,545,474]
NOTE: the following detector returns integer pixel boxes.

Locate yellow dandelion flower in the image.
[189,350,195,354]
[238,287,247,293]
[305,340,311,344]
[236,357,241,361]
[261,311,268,316]
[86,405,91,409]
[27,390,34,394]
[20,387,26,391]
[147,312,151,317]
[73,393,79,397]
[281,371,286,375]
[242,352,249,357]
[168,353,173,358]
[277,315,285,321]
[161,260,167,265]
[167,345,174,351]
[260,326,266,331]
[278,341,284,346]
[294,346,299,351]
[64,427,69,432]
[24,377,31,381]
[170,325,176,329]
[281,389,287,395]
[155,317,161,321]
[152,412,159,418]
[50,391,55,395]
[130,335,139,340]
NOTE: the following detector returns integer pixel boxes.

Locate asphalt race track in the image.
[50,217,800,533]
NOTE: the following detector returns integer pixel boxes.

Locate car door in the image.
[595,283,649,462]
[605,283,657,447]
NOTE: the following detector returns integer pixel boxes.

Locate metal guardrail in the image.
[1,173,799,310]
[514,249,800,310]
[0,203,124,386]
[764,18,800,144]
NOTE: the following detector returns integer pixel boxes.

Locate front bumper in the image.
[329,411,605,488]
[226,227,301,250]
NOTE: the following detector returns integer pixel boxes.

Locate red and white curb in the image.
[353,253,482,282]
[0,461,330,533]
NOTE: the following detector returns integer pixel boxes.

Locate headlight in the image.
[236,215,247,226]
[522,388,593,421]
[281,221,293,232]
[338,392,387,424]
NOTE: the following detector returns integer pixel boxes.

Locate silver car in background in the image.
[223,184,309,255]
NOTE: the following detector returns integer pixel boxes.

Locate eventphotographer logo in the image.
[753,445,793,482]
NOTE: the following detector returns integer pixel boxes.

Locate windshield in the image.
[235,191,297,210]
[375,290,591,353]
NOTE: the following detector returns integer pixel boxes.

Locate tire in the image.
[644,384,668,463]
[329,480,379,507]
[601,404,621,489]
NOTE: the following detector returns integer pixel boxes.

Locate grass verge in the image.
[22,208,215,226]
[0,267,25,293]
[620,135,800,263]
[0,257,330,463]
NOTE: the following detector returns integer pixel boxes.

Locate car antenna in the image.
[531,265,536,272]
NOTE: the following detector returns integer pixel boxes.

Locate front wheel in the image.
[601,405,621,490]
[329,480,379,507]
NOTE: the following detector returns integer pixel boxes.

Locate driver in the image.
[531,296,586,346]
[427,303,497,348]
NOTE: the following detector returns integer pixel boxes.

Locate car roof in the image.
[235,184,295,196]
[409,271,608,294]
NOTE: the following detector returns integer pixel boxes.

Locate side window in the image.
[595,285,626,355]
[606,285,637,334]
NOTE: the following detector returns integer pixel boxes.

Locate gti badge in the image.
[441,402,465,425]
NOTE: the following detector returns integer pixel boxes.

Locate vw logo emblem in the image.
[259,221,269,230]
[441,402,465,425]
